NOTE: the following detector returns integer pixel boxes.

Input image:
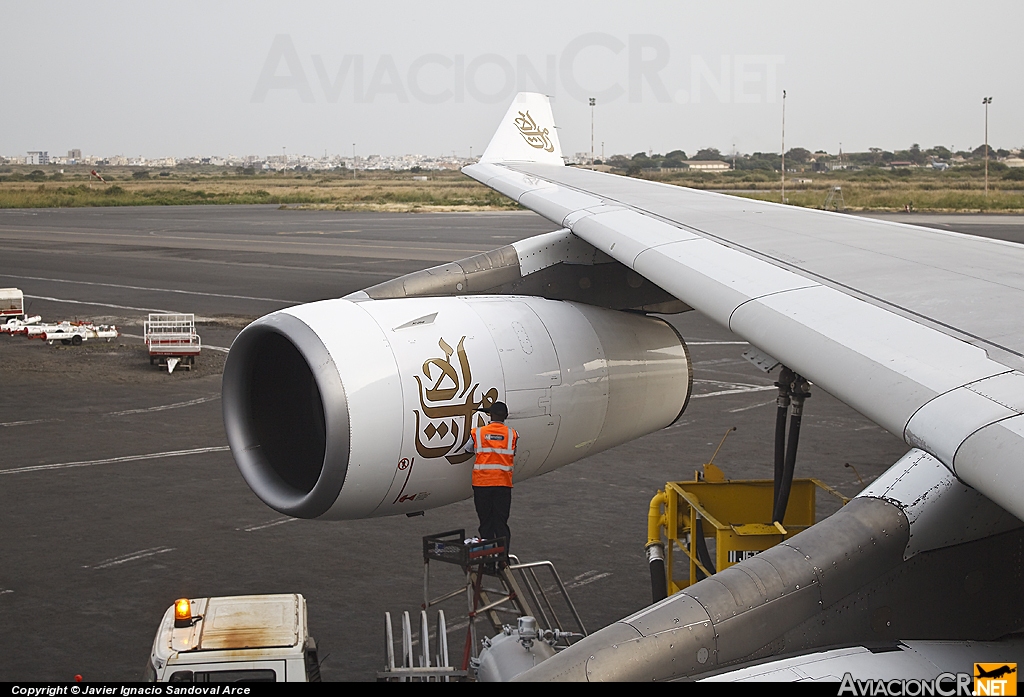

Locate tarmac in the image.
[0,206,1020,681]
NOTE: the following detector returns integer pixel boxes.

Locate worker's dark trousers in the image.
[473,485,512,550]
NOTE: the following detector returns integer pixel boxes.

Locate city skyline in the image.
[6,141,1021,173]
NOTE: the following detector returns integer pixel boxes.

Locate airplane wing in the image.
[464,93,1024,523]
[218,92,1024,682]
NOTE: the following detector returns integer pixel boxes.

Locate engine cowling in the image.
[222,296,692,519]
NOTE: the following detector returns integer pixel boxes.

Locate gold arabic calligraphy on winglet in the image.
[514,110,554,153]
[414,336,499,465]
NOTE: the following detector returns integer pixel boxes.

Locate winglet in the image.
[480,92,564,165]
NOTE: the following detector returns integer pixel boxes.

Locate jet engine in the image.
[222,295,691,519]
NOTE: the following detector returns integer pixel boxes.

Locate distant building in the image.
[1004,157,1024,169]
[682,160,729,171]
[67,149,81,161]
[27,151,49,165]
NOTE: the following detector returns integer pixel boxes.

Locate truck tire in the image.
[71,335,83,346]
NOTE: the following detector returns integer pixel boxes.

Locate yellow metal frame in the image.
[648,476,847,594]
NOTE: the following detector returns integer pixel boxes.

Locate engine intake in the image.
[222,312,349,518]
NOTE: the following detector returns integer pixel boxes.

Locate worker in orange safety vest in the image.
[461,401,518,552]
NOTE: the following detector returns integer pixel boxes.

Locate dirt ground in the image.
[0,318,241,385]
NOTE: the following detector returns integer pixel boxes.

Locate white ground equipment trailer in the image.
[26,320,118,345]
[145,313,200,373]
[146,594,322,682]
[1,315,42,335]
[0,288,25,322]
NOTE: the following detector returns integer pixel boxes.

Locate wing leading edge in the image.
[464,93,1024,522]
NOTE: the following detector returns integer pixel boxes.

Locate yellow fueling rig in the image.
[645,427,847,602]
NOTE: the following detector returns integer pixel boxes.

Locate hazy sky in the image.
[3,1,1021,159]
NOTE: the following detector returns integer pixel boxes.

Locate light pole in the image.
[589,97,596,167]
[781,90,786,203]
[983,97,992,195]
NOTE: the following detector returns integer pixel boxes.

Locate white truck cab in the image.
[146,594,321,682]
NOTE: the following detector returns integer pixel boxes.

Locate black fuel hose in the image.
[647,543,668,603]
[694,517,716,580]
[773,368,794,512]
[773,377,810,524]
[773,410,802,523]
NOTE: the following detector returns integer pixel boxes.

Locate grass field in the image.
[2,165,1023,212]
[0,169,516,211]
[731,185,1024,212]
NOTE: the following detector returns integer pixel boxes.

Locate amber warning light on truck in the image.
[173,598,197,628]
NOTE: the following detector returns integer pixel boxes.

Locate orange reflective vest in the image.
[471,422,518,488]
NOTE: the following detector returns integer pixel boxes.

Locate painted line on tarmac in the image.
[566,570,612,589]
[0,446,231,475]
[695,379,759,388]
[107,395,220,416]
[24,294,173,313]
[728,398,777,413]
[86,546,175,569]
[0,418,62,427]
[239,517,298,532]
[0,273,298,304]
[693,385,776,399]
[691,379,776,399]
[693,357,746,367]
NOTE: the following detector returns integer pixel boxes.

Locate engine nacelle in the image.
[222,296,692,519]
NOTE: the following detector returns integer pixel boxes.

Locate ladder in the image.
[378,529,587,680]
[426,530,586,668]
